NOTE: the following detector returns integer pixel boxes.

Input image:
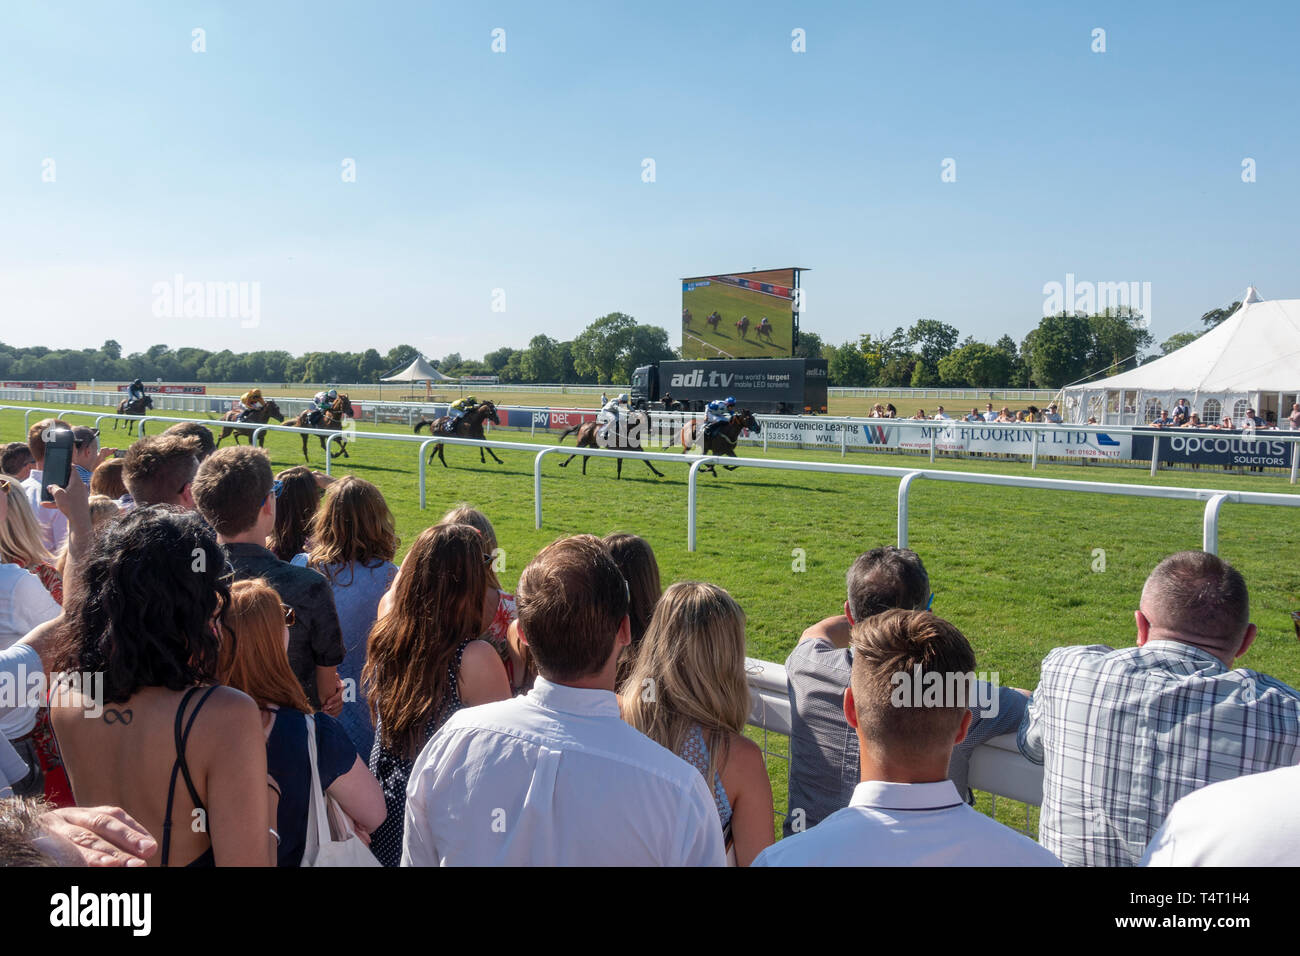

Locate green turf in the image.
[682,279,793,358]
[19,399,1300,836]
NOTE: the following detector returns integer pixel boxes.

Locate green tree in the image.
[905,319,960,368]
[618,325,674,381]
[827,341,869,386]
[1161,330,1201,354]
[520,335,562,382]
[938,342,1011,388]
[1201,300,1241,328]
[571,313,636,384]
[1087,307,1153,376]
[794,331,824,360]
[1023,313,1092,387]
[483,347,516,373]
[101,340,122,361]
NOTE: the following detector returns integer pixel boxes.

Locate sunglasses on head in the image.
[73,428,100,448]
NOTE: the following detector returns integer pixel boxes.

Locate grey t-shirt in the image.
[784,637,1027,837]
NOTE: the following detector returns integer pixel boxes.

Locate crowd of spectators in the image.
[2,414,1298,868]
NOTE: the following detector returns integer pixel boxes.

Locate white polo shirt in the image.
[401,677,726,866]
[1141,765,1300,866]
[753,779,1060,867]
[20,470,69,554]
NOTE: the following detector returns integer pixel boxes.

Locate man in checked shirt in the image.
[1018,550,1300,866]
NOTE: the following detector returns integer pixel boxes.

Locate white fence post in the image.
[687,457,712,552]
[898,471,924,548]
[1202,493,1229,555]
[1150,436,1160,478]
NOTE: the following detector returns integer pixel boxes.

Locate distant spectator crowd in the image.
[2,413,1298,868]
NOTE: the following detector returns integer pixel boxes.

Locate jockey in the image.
[235,387,266,423]
[446,395,479,434]
[128,378,146,403]
[309,388,338,427]
[703,397,736,441]
[598,393,627,443]
[759,316,771,332]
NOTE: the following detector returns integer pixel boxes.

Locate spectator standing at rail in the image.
[982,403,996,422]
[70,427,113,487]
[1289,402,1300,430]
[191,446,346,717]
[603,531,661,689]
[1171,398,1191,426]
[757,610,1059,867]
[932,406,949,420]
[785,547,1026,836]
[964,408,983,423]
[1043,403,1063,424]
[1019,550,1300,867]
[401,535,724,866]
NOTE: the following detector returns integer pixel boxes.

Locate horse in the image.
[215,400,285,447]
[557,410,663,480]
[757,319,773,342]
[679,409,761,475]
[736,316,750,338]
[706,311,721,332]
[292,394,354,460]
[114,394,154,436]
[413,401,503,467]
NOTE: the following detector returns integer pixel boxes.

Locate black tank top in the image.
[161,685,221,867]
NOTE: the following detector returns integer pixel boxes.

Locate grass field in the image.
[16,398,1300,836]
[682,279,793,359]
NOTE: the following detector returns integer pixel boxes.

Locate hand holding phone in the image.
[39,425,74,503]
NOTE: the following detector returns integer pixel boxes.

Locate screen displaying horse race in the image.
[680,268,799,359]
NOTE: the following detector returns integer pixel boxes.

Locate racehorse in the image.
[706,311,721,331]
[736,316,750,338]
[413,401,503,467]
[557,410,662,480]
[679,409,761,475]
[757,319,773,342]
[292,394,354,460]
[215,400,285,447]
[114,394,154,436]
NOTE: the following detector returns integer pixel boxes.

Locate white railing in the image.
[10,406,1300,551]
[678,453,1300,554]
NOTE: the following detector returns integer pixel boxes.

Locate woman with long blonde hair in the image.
[219,579,386,866]
[0,473,62,603]
[362,523,510,866]
[619,582,774,866]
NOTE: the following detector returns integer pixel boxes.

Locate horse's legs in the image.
[438,444,448,468]
[487,447,503,464]
[616,456,622,480]
[559,453,575,468]
[644,458,663,478]
[302,433,310,461]
[480,447,486,464]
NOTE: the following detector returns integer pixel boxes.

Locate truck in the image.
[630,358,828,415]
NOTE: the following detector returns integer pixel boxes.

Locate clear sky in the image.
[2,0,1296,361]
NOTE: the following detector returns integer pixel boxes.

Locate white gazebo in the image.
[1062,288,1300,426]
[381,355,457,400]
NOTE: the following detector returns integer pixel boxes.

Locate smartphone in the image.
[40,426,74,502]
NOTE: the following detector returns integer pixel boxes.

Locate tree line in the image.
[1,301,1233,388]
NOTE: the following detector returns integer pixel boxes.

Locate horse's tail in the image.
[414,419,429,434]
[558,425,581,443]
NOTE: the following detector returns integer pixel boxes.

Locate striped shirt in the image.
[1018,640,1300,867]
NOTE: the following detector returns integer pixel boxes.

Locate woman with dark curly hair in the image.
[50,506,274,866]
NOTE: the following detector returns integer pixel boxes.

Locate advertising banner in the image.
[5,381,77,389]
[965,426,1132,459]
[115,384,207,395]
[1132,430,1294,468]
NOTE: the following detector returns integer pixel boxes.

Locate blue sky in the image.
[2,0,1296,362]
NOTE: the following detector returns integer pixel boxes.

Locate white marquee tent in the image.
[380,355,457,400]
[1062,288,1300,426]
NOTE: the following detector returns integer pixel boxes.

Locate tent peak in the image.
[1243,286,1262,304]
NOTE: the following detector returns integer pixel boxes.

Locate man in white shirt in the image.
[20,418,71,553]
[402,535,725,866]
[755,609,1059,867]
[932,406,949,420]
[1141,764,1300,866]
[982,403,997,422]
